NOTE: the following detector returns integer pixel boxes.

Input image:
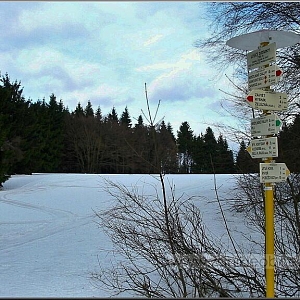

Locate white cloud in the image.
[143,34,164,47]
[17,3,94,32]
[0,2,235,136]
[11,46,123,103]
[138,49,209,75]
[136,62,175,72]
[64,82,130,105]
[144,49,215,102]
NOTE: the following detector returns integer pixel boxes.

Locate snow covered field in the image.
[0,173,257,297]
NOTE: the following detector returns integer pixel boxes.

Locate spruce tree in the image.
[166,122,176,144]
[278,114,300,173]
[118,107,134,173]
[108,107,118,123]
[132,115,149,173]
[177,121,194,173]
[215,135,235,174]
[135,115,144,128]
[235,140,258,173]
[0,73,30,180]
[202,127,218,173]
[157,121,177,173]
[75,102,84,117]
[0,114,10,185]
[191,134,205,173]
[84,100,94,117]
[95,106,102,121]
[20,94,66,173]
[120,106,132,128]
[47,94,67,172]
[103,107,121,173]
[19,99,45,173]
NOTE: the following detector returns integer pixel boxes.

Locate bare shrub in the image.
[92,174,266,297]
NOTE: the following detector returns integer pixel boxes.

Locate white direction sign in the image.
[247,42,276,70]
[251,114,282,137]
[260,163,290,183]
[248,65,282,90]
[247,137,278,159]
[246,89,288,111]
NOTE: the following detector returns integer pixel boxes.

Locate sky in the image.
[0,1,236,141]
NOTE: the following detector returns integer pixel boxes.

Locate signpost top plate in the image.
[226,29,300,50]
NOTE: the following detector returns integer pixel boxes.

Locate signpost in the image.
[226,29,300,298]
[226,29,300,50]
[248,65,282,90]
[246,89,288,111]
[247,137,278,159]
[260,163,290,183]
[251,114,282,137]
[247,42,276,70]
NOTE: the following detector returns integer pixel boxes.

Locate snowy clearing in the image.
[0,173,259,297]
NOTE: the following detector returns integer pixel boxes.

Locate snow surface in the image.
[0,173,260,297]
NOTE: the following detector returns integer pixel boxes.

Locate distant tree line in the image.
[0,73,299,185]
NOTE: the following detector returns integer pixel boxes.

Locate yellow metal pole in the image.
[260,41,275,298]
[264,159,275,298]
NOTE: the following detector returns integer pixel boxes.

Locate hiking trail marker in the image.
[248,65,282,90]
[226,29,300,298]
[251,114,282,137]
[260,163,290,183]
[247,42,276,70]
[246,89,288,111]
[247,137,278,159]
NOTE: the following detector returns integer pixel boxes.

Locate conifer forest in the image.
[0,72,299,185]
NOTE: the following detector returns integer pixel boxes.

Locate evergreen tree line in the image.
[0,74,177,177]
[1,73,299,184]
[0,74,235,181]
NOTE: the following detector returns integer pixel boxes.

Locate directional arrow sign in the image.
[248,65,283,90]
[260,163,290,183]
[247,137,278,159]
[251,114,282,137]
[246,89,288,111]
[247,42,276,70]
